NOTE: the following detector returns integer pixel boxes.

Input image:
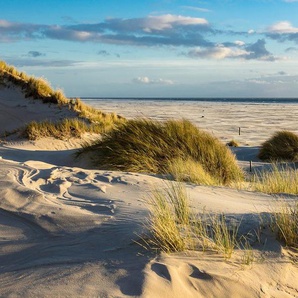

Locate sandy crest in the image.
[0,86,298,297]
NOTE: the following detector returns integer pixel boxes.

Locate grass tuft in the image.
[226,140,239,147]
[252,164,298,195]
[259,131,298,162]
[79,118,243,185]
[23,118,113,140]
[146,183,190,253]
[144,182,250,259]
[271,201,298,248]
[167,157,218,186]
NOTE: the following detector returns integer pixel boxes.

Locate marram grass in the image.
[23,118,113,140]
[259,130,298,162]
[79,118,243,186]
[272,200,298,248]
[0,60,124,129]
[252,164,298,195]
[143,182,250,260]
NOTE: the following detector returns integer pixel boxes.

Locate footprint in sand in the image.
[151,263,172,282]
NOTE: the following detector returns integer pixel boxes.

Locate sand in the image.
[0,83,298,297]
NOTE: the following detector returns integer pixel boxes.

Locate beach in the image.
[0,83,298,297]
[85,98,298,146]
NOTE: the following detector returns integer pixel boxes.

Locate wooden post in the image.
[250,160,252,172]
[239,127,241,135]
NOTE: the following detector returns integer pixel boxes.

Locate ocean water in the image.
[82,97,298,104]
[82,98,298,145]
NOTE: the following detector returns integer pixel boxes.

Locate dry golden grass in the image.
[259,131,298,162]
[167,157,218,186]
[0,60,125,139]
[271,200,298,249]
[252,164,298,195]
[79,118,243,186]
[23,118,117,140]
[226,140,239,147]
[143,182,250,259]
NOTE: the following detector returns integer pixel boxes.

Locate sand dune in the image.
[1,157,297,297]
[0,84,297,297]
[0,83,77,136]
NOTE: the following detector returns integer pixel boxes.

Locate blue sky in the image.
[1,0,298,97]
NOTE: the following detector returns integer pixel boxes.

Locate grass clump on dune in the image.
[272,201,298,249]
[79,118,243,185]
[227,140,239,147]
[1,61,68,105]
[143,182,248,259]
[23,118,112,140]
[145,183,189,253]
[167,157,218,185]
[0,60,124,123]
[259,131,298,162]
[252,164,298,195]
[70,98,124,124]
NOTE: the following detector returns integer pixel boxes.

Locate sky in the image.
[1,0,298,98]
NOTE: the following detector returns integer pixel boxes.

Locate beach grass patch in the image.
[167,157,218,185]
[271,200,298,248]
[252,164,298,195]
[143,182,251,259]
[227,140,239,147]
[23,118,114,140]
[79,118,243,185]
[0,60,124,128]
[259,131,298,162]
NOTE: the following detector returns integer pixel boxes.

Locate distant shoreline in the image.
[80,97,298,104]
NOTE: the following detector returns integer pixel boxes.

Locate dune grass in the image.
[145,183,189,253]
[259,131,298,162]
[167,157,219,186]
[271,201,298,249]
[0,61,68,105]
[144,182,250,259]
[227,139,239,147]
[23,118,113,140]
[251,164,298,195]
[0,61,125,126]
[70,97,124,124]
[78,118,243,186]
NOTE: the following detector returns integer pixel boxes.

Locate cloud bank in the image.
[185,39,275,61]
[0,14,280,61]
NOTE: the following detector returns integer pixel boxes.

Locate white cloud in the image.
[187,45,248,59]
[133,76,174,85]
[143,14,208,32]
[267,21,298,33]
[234,40,245,46]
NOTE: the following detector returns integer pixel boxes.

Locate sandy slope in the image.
[0,85,298,297]
[0,83,77,135]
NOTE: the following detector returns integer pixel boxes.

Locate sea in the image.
[81,97,298,120]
